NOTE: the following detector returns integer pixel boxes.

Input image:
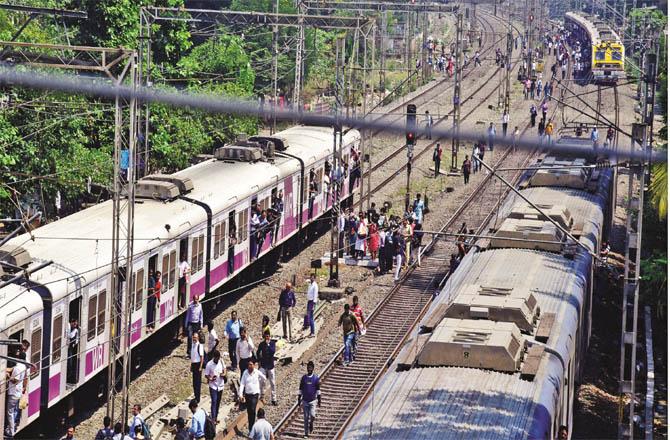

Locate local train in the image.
[0,125,360,436]
[343,137,613,439]
[565,12,625,84]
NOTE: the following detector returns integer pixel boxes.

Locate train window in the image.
[169,250,176,288]
[87,295,97,341]
[316,168,324,193]
[197,235,205,270]
[30,328,41,379]
[162,254,169,290]
[191,238,198,272]
[52,315,63,363]
[214,223,221,258]
[134,269,144,311]
[611,50,622,60]
[303,175,309,202]
[219,221,227,257]
[97,290,106,336]
[595,50,606,60]
[237,210,248,242]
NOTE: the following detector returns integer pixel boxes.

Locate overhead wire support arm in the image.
[0,4,87,19]
[142,6,370,30]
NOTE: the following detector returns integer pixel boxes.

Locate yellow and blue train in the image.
[565,12,625,84]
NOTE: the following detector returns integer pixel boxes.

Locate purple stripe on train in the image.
[49,372,60,402]
[85,343,107,376]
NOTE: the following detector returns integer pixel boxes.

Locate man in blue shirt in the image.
[298,361,321,438]
[278,282,296,342]
[225,310,243,370]
[188,399,206,439]
[184,295,204,358]
[412,194,425,227]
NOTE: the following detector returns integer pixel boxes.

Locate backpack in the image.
[204,415,217,439]
[141,420,152,440]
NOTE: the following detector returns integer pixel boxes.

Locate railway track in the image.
[275,130,537,440]
[366,11,508,141]
[361,13,524,197]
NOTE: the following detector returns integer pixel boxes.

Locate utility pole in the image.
[420,2,429,84]
[504,10,513,117]
[450,13,463,172]
[617,123,647,440]
[379,11,387,104]
[293,1,305,113]
[271,0,279,134]
[405,11,411,84]
[107,53,138,427]
[329,36,346,288]
[366,24,375,209]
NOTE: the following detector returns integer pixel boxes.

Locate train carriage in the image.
[565,12,625,84]
[343,140,613,439]
[0,125,360,436]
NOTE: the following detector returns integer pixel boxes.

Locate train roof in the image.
[344,247,590,439]
[565,12,622,46]
[0,283,44,333]
[0,126,359,306]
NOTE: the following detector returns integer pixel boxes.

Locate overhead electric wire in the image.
[0,67,662,163]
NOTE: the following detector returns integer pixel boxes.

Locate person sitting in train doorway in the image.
[66,319,79,384]
[178,255,191,310]
[308,169,318,220]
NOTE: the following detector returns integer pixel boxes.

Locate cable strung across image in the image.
[0,67,663,164]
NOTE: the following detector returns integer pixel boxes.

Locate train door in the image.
[83,282,107,379]
[236,201,250,266]
[228,210,237,276]
[129,260,145,347]
[66,297,81,385]
[160,243,177,324]
[178,238,188,309]
[250,196,258,258]
[147,254,158,329]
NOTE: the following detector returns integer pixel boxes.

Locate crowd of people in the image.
[337,196,427,282]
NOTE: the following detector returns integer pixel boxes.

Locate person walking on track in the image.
[256,331,277,406]
[462,155,472,184]
[424,110,433,140]
[298,361,321,438]
[239,360,267,435]
[433,143,442,177]
[185,294,204,358]
[338,304,360,366]
[205,349,226,423]
[225,310,243,370]
[236,327,255,374]
[306,274,318,337]
[279,282,296,341]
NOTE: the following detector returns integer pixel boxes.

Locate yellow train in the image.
[565,12,625,84]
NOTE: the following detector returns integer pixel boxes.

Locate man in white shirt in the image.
[67,319,79,384]
[249,408,275,440]
[190,333,205,403]
[206,320,219,363]
[204,349,227,423]
[178,256,191,309]
[128,404,144,439]
[306,274,318,337]
[235,327,255,373]
[5,360,27,436]
[501,111,509,137]
[239,360,267,435]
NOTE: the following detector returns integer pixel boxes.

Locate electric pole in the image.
[272,0,279,134]
[293,1,305,113]
[504,10,512,117]
[328,36,345,288]
[450,13,463,172]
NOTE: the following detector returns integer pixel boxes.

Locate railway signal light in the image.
[406,104,417,146]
